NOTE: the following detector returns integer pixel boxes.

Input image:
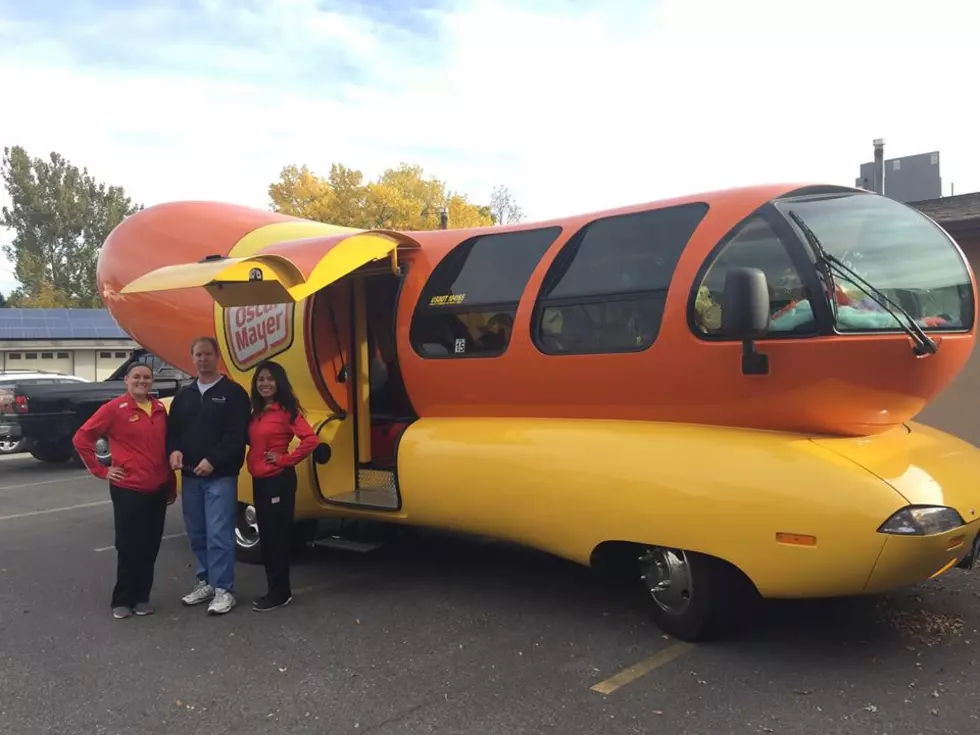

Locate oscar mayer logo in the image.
[224,303,295,371]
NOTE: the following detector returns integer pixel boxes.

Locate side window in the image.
[692,216,816,337]
[410,227,561,358]
[533,203,709,354]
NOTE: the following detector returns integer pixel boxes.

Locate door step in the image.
[310,536,384,553]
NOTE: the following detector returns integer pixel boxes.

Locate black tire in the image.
[233,502,321,564]
[234,502,264,564]
[29,442,74,463]
[638,546,756,642]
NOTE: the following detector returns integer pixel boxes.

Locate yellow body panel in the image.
[389,417,980,599]
[122,226,413,307]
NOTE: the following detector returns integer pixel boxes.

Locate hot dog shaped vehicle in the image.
[99,183,980,640]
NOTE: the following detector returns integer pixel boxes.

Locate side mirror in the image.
[721,267,771,339]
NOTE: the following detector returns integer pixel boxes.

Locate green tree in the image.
[268,161,515,231]
[1,146,142,308]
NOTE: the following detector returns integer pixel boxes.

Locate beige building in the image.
[0,308,138,381]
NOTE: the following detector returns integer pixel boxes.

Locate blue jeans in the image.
[181,475,237,592]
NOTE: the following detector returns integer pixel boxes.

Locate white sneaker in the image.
[207,588,236,615]
[181,580,215,606]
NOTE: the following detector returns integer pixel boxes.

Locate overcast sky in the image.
[1,0,977,297]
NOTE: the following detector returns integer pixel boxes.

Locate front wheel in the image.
[235,502,264,564]
[233,502,319,564]
[638,546,755,641]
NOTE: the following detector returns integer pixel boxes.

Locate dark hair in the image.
[190,336,219,354]
[125,361,153,376]
[250,360,303,421]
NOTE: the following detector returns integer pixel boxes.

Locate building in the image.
[0,308,137,380]
[856,144,943,204]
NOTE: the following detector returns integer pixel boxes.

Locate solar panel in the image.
[0,308,130,340]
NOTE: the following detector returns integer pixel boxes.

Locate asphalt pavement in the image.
[1,453,979,735]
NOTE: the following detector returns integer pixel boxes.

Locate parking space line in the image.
[590,641,694,695]
[0,475,89,491]
[94,532,187,552]
[0,499,112,522]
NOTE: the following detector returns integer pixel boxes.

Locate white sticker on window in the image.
[454,339,467,354]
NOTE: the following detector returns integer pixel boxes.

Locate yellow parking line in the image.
[590,642,694,695]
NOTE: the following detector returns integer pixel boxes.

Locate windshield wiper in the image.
[785,210,938,357]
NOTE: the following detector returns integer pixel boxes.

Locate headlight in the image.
[878,506,965,536]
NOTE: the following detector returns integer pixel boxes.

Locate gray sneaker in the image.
[181,580,215,606]
[207,588,236,615]
[133,602,154,616]
[112,606,133,619]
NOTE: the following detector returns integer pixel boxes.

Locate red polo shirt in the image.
[247,403,318,478]
[73,394,174,493]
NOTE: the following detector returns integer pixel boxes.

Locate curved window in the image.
[775,192,974,332]
[692,215,818,336]
[533,203,709,354]
[410,227,561,358]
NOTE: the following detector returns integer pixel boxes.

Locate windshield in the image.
[774,192,974,333]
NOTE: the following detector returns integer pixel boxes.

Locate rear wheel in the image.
[638,546,754,641]
[29,441,74,464]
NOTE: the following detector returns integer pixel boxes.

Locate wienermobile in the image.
[99,182,980,640]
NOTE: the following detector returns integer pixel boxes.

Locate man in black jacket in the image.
[167,336,251,615]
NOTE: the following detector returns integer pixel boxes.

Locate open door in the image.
[122,230,419,514]
[121,230,419,307]
[311,272,415,512]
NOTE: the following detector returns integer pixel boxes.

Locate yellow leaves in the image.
[268,161,497,231]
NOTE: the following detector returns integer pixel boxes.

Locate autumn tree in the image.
[489,185,525,225]
[1,146,142,308]
[268,161,511,231]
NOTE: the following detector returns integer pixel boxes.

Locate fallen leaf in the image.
[864,705,878,713]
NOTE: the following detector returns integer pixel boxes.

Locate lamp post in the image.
[439,206,448,230]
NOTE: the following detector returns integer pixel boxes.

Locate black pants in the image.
[109,484,168,608]
[253,467,297,601]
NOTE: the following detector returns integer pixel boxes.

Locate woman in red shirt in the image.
[247,360,318,611]
[73,362,176,619]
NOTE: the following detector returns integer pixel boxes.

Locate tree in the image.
[268,161,513,231]
[1,146,142,308]
[489,184,525,226]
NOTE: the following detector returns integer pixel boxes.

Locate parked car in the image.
[0,351,191,464]
[0,371,91,454]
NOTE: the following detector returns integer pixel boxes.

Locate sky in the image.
[1,0,978,297]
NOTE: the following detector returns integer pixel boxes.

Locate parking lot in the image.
[2,454,979,735]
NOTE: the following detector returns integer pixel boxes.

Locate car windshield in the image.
[775,191,974,332]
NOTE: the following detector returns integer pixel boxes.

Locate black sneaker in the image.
[252,594,292,612]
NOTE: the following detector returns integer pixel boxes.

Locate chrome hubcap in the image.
[235,504,260,548]
[638,547,693,615]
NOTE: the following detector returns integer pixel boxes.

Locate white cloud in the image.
[1,0,978,295]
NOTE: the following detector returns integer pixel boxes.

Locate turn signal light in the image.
[776,533,817,547]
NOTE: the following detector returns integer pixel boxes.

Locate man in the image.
[167,336,250,615]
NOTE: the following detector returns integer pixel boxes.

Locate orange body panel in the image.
[98,202,305,374]
[97,183,976,438]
